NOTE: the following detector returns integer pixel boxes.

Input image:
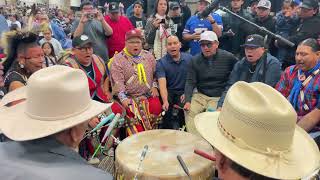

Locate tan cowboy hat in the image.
[0,65,111,141]
[195,81,320,180]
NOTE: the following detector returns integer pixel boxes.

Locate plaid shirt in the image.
[276,65,320,116]
[110,49,157,99]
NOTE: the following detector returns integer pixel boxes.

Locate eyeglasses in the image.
[75,46,93,52]
[22,54,44,61]
[200,43,213,48]
[127,41,142,44]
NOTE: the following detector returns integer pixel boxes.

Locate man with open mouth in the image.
[156,35,192,129]
[217,34,281,109]
[276,38,320,135]
[109,29,162,137]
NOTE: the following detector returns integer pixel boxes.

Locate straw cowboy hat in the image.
[0,65,111,141]
[195,81,320,180]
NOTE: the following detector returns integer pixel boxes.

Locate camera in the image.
[87,13,96,20]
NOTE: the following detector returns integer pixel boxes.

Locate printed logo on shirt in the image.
[194,27,208,34]
[136,21,143,29]
[170,24,178,34]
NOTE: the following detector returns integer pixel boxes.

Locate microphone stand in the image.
[219,6,295,47]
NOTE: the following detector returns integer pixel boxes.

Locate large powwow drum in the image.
[115,129,215,180]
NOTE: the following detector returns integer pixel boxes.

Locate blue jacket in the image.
[0,15,9,38]
[50,21,72,49]
[275,12,299,38]
[217,53,281,108]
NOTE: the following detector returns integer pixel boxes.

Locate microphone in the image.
[101,113,120,143]
[198,0,221,19]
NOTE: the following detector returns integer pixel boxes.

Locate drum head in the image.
[115,129,215,179]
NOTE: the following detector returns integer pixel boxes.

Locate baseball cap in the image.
[199,31,218,42]
[72,35,93,47]
[170,2,180,10]
[292,0,302,6]
[133,0,144,8]
[249,0,259,6]
[241,34,264,48]
[109,2,120,13]
[125,29,143,41]
[299,0,319,9]
[257,0,271,9]
[199,0,211,4]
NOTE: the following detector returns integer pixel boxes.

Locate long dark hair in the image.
[42,42,56,57]
[153,0,169,17]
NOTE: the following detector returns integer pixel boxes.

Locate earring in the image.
[19,63,24,69]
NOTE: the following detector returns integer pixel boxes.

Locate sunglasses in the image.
[200,43,213,48]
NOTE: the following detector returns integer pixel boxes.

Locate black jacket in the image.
[185,49,237,102]
[285,15,320,46]
[217,53,281,107]
[280,15,320,67]
[220,8,254,55]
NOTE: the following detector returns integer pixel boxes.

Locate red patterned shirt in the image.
[276,65,320,117]
[110,49,156,99]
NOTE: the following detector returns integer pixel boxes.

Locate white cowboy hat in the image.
[0,65,111,141]
[195,81,320,180]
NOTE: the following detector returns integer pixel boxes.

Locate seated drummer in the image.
[276,38,320,133]
[156,35,192,129]
[183,31,237,135]
[62,35,112,159]
[0,66,113,180]
[109,29,162,136]
[195,81,319,180]
[63,35,112,105]
[217,34,281,109]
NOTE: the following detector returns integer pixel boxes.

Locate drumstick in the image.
[177,155,192,180]
[111,135,121,145]
[134,145,149,180]
[90,114,120,159]
[194,149,216,161]
[173,104,184,110]
[101,113,121,143]
[90,113,115,133]
[81,113,115,141]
